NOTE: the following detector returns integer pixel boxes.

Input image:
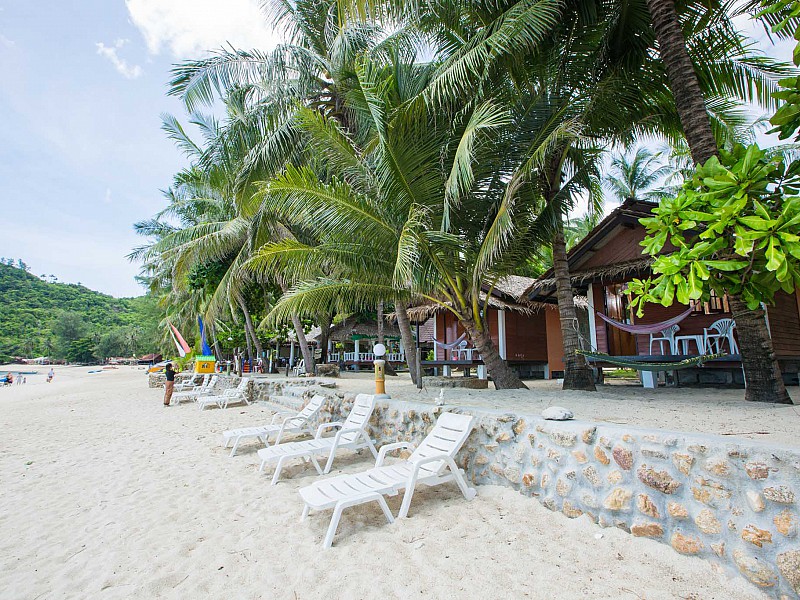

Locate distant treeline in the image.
[0,261,163,363]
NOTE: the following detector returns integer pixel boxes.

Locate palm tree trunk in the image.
[646,0,787,402]
[317,312,332,363]
[728,296,791,404]
[644,0,717,165]
[461,317,527,389]
[290,313,316,374]
[237,296,263,359]
[553,217,596,391]
[395,301,419,385]
[377,301,385,344]
[243,323,254,362]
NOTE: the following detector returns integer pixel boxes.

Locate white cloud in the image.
[103,188,113,204]
[0,34,14,48]
[96,38,143,79]
[125,0,282,59]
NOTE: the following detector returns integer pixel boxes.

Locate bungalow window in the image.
[692,290,729,314]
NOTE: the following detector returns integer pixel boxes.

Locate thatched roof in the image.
[492,275,539,302]
[404,291,552,321]
[326,317,403,342]
[525,257,654,299]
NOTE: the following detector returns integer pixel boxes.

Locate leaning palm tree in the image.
[638,0,797,403]
[396,0,795,395]
[248,55,548,388]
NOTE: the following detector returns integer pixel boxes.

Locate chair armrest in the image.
[315,421,344,439]
[408,453,456,480]
[331,426,369,448]
[376,442,413,467]
[270,411,296,424]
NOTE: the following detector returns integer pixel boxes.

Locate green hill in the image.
[0,261,162,363]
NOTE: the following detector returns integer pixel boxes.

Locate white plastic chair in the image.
[649,324,680,355]
[257,394,378,485]
[222,395,326,457]
[298,412,477,548]
[197,378,249,410]
[171,375,218,405]
[292,359,306,377]
[174,373,208,392]
[704,319,738,353]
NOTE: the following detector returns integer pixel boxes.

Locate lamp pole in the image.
[373,343,388,397]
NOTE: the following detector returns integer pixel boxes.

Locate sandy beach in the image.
[0,366,780,599]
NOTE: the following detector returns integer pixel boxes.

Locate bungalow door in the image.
[604,284,637,356]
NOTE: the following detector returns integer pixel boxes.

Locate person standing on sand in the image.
[47,368,54,383]
[163,363,176,406]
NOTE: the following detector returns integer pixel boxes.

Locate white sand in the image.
[0,367,769,599]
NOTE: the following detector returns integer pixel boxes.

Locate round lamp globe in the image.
[373,343,387,357]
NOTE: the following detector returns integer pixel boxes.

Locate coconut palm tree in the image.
[640,0,797,402]
[394,0,794,395]
[604,148,672,205]
[246,53,553,388]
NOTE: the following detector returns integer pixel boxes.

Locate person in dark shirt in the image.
[163,363,176,406]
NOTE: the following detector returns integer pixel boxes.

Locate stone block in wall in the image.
[303,394,800,599]
[315,363,340,377]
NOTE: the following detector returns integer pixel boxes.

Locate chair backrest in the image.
[340,394,376,442]
[205,376,218,391]
[197,374,210,387]
[286,394,325,428]
[710,318,735,334]
[663,324,680,337]
[409,412,475,476]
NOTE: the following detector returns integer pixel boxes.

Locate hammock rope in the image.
[577,350,727,372]
[432,332,469,350]
[596,306,695,335]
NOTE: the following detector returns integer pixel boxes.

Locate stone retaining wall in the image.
[258,385,799,598]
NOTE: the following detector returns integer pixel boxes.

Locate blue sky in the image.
[0,2,794,298]
[0,0,279,297]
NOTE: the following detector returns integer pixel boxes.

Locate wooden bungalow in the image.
[322,317,406,369]
[408,276,552,379]
[526,199,800,385]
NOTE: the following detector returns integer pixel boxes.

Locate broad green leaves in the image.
[630,144,800,313]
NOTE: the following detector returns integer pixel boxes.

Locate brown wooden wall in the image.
[632,301,734,356]
[435,310,499,360]
[546,309,564,375]
[579,225,647,270]
[592,284,609,353]
[505,310,548,362]
[435,309,547,362]
[767,291,800,357]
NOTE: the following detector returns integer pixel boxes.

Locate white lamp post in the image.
[373,343,388,397]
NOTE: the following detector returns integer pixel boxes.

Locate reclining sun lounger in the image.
[197,377,250,410]
[174,373,208,393]
[257,393,378,485]
[222,394,326,457]
[171,375,218,405]
[298,411,476,548]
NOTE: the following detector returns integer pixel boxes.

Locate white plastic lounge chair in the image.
[299,412,476,548]
[222,395,326,457]
[197,378,249,411]
[257,393,378,485]
[174,373,208,393]
[292,359,306,377]
[171,375,218,405]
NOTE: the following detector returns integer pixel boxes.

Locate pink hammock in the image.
[432,332,468,350]
[596,306,695,335]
